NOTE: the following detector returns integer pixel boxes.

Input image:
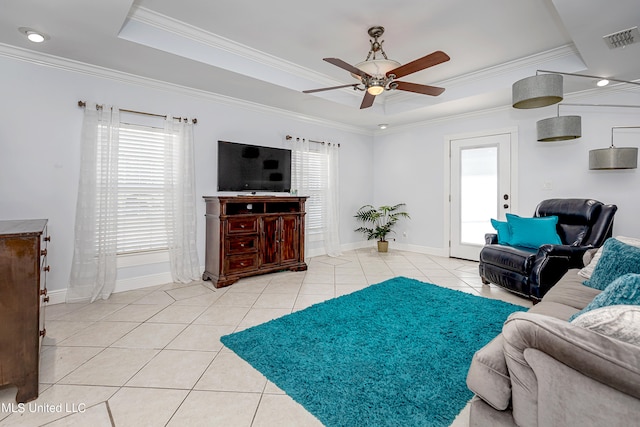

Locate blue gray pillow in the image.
[570,273,640,321]
[584,238,640,290]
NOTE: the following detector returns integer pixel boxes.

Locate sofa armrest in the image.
[502,312,640,426]
[466,335,511,410]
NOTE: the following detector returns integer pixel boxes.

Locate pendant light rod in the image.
[610,126,640,147]
[537,70,640,86]
[554,103,640,115]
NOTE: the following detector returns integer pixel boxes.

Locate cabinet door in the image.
[280,215,299,264]
[261,216,280,267]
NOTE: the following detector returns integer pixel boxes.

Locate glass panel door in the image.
[450,132,512,261]
[460,147,498,245]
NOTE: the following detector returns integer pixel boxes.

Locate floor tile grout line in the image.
[26,249,533,426]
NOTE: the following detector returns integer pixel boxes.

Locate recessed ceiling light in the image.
[378,124,388,130]
[18,27,48,43]
[597,79,610,87]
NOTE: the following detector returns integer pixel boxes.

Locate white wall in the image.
[373,89,640,253]
[0,55,373,298]
[3,51,638,298]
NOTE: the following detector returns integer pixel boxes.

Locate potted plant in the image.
[354,204,410,252]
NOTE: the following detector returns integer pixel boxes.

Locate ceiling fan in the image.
[303,26,450,109]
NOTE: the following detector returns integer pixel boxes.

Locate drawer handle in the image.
[44,266,50,272]
[240,243,245,247]
[40,288,48,296]
[41,249,47,256]
[240,224,245,229]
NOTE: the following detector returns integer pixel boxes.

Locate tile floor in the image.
[0,248,531,427]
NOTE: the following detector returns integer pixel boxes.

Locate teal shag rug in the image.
[221,277,524,427]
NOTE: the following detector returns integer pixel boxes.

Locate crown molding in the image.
[0,42,370,136]
[385,44,581,105]
[127,6,350,93]
[376,76,640,136]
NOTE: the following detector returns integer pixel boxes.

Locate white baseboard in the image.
[113,271,174,293]
[392,242,449,257]
[47,270,188,305]
[308,241,448,258]
[46,289,68,306]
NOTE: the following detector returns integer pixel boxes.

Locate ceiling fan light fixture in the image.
[367,85,385,96]
[353,59,401,80]
[302,26,449,109]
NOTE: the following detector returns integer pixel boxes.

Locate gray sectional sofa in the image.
[466,268,640,426]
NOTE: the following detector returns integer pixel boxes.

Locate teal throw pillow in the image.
[570,273,640,321]
[505,214,562,249]
[490,219,512,245]
[584,238,640,290]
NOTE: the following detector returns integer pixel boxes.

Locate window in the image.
[69,104,200,302]
[108,124,171,255]
[293,146,327,235]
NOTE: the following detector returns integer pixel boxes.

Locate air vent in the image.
[603,26,640,49]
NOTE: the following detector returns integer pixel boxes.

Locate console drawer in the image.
[224,254,259,274]
[226,236,258,255]
[226,217,258,234]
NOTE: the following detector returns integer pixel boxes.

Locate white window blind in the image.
[115,124,170,254]
[293,147,327,234]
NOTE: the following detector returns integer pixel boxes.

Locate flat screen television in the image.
[217,140,292,193]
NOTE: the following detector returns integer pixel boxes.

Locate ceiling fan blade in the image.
[386,51,450,79]
[394,81,445,96]
[303,83,360,94]
[324,58,371,79]
[360,91,376,109]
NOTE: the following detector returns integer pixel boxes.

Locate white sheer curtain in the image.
[291,137,342,257]
[164,117,200,283]
[322,142,342,257]
[68,103,119,303]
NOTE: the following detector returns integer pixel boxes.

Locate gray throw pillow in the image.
[572,305,640,346]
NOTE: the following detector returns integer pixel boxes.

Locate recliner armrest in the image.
[485,233,498,245]
[536,244,592,268]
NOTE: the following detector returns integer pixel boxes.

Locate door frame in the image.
[443,127,519,259]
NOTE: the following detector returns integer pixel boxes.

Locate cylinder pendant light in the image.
[537,115,582,142]
[589,126,639,170]
[589,147,638,170]
[512,74,563,109]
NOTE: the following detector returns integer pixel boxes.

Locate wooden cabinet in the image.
[203,196,307,288]
[0,219,49,403]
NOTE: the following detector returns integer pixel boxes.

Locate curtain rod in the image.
[285,134,340,147]
[78,101,197,124]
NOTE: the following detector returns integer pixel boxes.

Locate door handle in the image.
[503,204,509,209]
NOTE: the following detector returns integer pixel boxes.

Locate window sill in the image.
[117,250,169,268]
